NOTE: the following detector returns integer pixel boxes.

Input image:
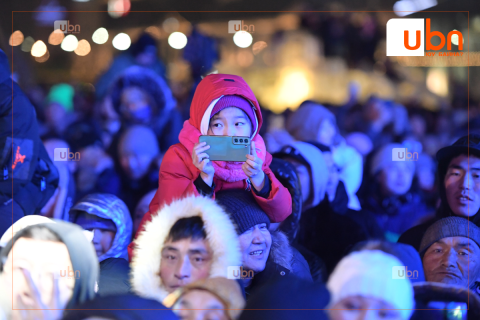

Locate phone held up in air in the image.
[199,136,251,162]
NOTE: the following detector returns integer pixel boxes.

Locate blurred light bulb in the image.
[92,27,109,44]
[9,31,24,46]
[75,39,91,56]
[168,32,187,49]
[31,40,47,57]
[233,31,253,48]
[112,33,131,50]
[35,50,50,63]
[21,36,35,52]
[61,34,79,52]
[48,30,64,45]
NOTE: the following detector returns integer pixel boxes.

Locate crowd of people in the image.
[0,23,479,320]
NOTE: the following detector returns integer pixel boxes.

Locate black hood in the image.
[0,49,11,84]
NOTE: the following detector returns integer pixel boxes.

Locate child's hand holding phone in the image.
[192,142,215,186]
[242,140,265,191]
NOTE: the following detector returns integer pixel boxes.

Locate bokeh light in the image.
[21,36,35,52]
[48,30,65,45]
[233,31,253,48]
[92,28,109,44]
[31,40,47,57]
[252,41,268,55]
[35,50,50,63]
[277,70,310,108]
[163,17,180,33]
[426,68,448,97]
[112,33,131,50]
[74,40,91,56]
[450,29,464,46]
[108,0,131,18]
[61,35,79,52]
[168,32,187,49]
[9,31,24,46]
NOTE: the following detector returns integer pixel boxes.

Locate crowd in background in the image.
[0,13,480,320]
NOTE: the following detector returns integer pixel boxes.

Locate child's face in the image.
[91,228,116,258]
[208,107,253,137]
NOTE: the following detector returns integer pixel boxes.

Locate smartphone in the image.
[198,136,251,162]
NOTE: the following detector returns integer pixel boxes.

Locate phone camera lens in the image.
[245,139,248,143]
[240,139,244,143]
[234,138,238,143]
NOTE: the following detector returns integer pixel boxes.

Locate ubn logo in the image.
[392,266,418,280]
[392,148,418,161]
[54,148,80,161]
[227,266,254,279]
[54,20,80,34]
[386,18,463,56]
[54,266,81,280]
[228,20,255,34]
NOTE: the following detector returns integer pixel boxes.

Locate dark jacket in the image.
[62,293,177,320]
[361,181,434,242]
[269,157,303,241]
[245,231,312,299]
[98,258,132,297]
[330,181,384,239]
[0,49,58,236]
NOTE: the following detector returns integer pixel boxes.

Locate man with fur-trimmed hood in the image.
[130,195,241,303]
[216,189,312,298]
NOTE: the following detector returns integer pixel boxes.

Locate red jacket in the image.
[128,74,292,260]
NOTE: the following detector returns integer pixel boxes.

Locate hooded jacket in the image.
[0,221,98,312]
[0,49,59,237]
[245,230,312,298]
[130,195,241,303]
[69,193,132,263]
[129,74,292,259]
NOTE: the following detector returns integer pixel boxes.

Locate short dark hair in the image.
[166,217,206,243]
[20,225,61,242]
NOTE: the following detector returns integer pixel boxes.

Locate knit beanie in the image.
[370,143,415,176]
[167,277,245,320]
[211,95,257,134]
[327,250,414,320]
[215,189,270,235]
[419,217,480,257]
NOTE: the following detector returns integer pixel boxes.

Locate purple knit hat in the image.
[210,95,257,134]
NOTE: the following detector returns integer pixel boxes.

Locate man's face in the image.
[379,162,414,196]
[323,151,340,202]
[91,228,115,258]
[238,223,272,273]
[329,295,403,320]
[423,236,480,288]
[2,238,75,312]
[159,238,213,293]
[444,155,480,217]
[174,289,228,320]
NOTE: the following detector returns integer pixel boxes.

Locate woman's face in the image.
[208,107,252,137]
[329,296,403,320]
[2,238,75,312]
[317,119,336,146]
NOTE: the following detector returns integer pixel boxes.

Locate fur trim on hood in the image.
[130,195,241,302]
[269,230,293,271]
